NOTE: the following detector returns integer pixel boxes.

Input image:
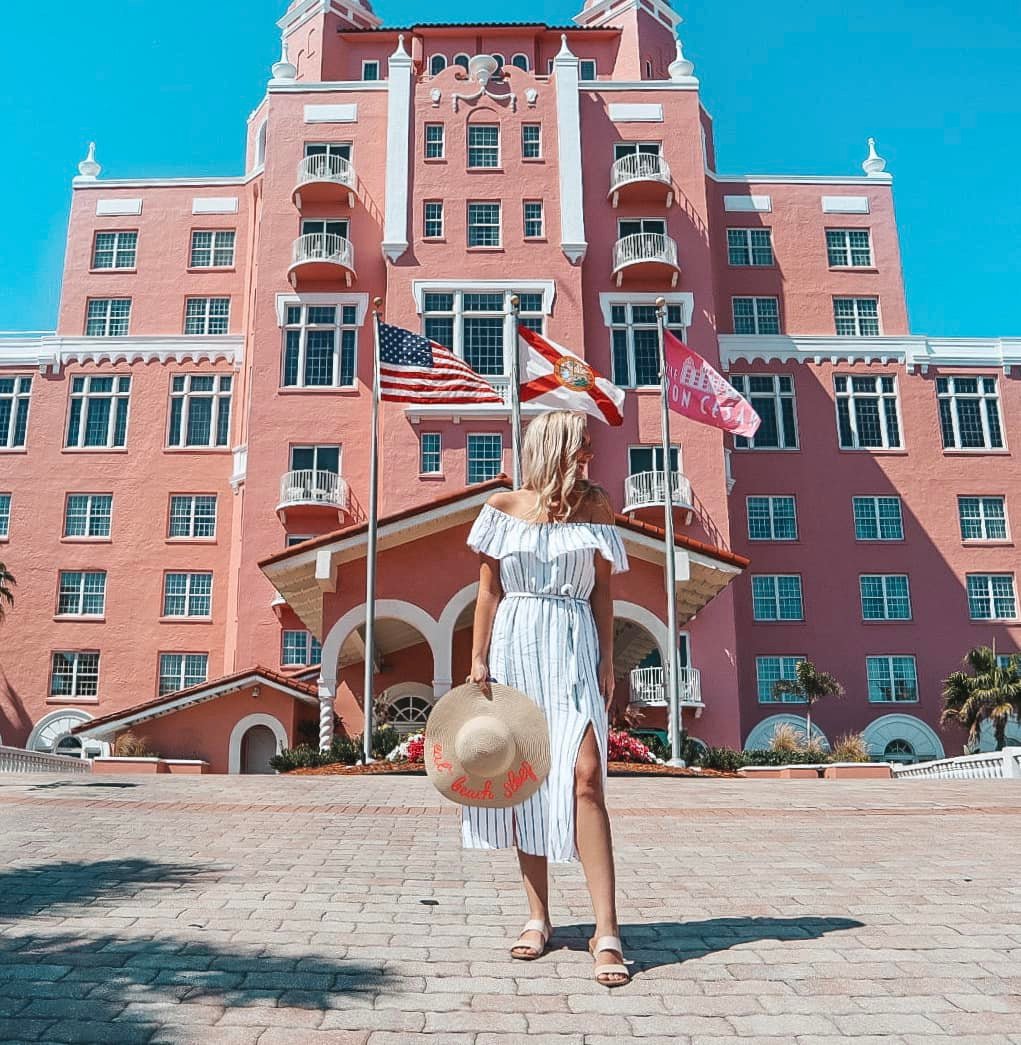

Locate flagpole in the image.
[655,297,685,768]
[363,297,383,765]
[508,294,523,489]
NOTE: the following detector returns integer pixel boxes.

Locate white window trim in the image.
[64,493,113,539]
[419,432,443,475]
[168,494,218,540]
[746,495,798,542]
[281,630,322,667]
[424,122,445,159]
[958,495,1010,542]
[833,373,904,450]
[852,495,904,541]
[452,53,471,69]
[510,53,530,71]
[751,575,804,622]
[727,227,774,266]
[162,572,214,619]
[966,573,1018,621]
[85,298,132,337]
[280,303,359,390]
[167,374,232,449]
[521,123,542,159]
[274,293,369,327]
[423,201,444,239]
[413,280,555,315]
[523,200,544,239]
[428,54,447,75]
[833,296,882,336]
[0,492,10,539]
[466,201,502,247]
[466,432,504,484]
[290,444,342,475]
[755,655,807,704]
[0,375,33,449]
[159,653,209,695]
[859,574,912,621]
[56,571,107,618]
[189,229,236,269]
[184,297,231,336]
[732,296,780,335]
[49,651,100,700]
[937,375,1006,452]
[826,227,873,268]
[361,60,381,81]
[866,655,919,704]
[66,375,132,449]
[92,230,138,270]
[466,124,501,169]
[730,373,799,451]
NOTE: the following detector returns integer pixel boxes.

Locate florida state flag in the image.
[517,326,625,426]
[663,330,761,438]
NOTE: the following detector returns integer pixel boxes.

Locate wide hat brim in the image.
[424,682,550,808]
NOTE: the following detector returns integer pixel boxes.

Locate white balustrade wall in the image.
[0,746,92,774]
[892,746,1021,780]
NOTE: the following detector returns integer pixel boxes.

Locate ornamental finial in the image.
[556,33,575,60]
[668,37,694,79]
[862,137,887,176]
[77,142,101,180]
[272,35,297,81]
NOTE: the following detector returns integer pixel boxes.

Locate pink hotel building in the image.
[2,0,1020,772]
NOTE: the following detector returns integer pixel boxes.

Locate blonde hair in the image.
[520,410,601,522]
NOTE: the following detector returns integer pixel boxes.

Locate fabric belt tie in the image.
[504,591,589,712]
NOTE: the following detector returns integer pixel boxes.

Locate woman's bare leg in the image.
[513,848,551,955]
[574,723,626,982]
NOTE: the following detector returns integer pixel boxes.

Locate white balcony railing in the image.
[0,745,92,774]
[629,666,703,711]
[623,470,693,514]
[277,470,350,512]
[610,152,672,194]
[612,233,679,285]
[891,747,1021,780]
[290,233,355,272]
[296,153,355,191]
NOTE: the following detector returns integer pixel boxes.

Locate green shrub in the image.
[830,732,870,762]
[697,746,747,772]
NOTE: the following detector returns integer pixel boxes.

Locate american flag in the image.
[378,321,503,404]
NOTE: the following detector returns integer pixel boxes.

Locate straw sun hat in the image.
[424,681,550,808]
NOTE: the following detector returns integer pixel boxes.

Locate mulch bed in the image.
[289,761,739,778]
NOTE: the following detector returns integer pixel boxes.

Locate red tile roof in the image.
[70,666,317,735]
[259,476,749,571]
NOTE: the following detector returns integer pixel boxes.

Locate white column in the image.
[382,35,413,262]
[553,35,587,264]
[317,675,337,751]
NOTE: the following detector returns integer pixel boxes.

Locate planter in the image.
[93,757,168,774]
[163,759,210,775]
[823,762,892,779]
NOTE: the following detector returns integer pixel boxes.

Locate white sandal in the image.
[510,918,552,960]
[589,934,633,987]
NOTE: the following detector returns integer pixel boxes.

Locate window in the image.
[937,376,1004,450]
[959,496,1008,541]
[492,53,506,70]
[730,375,798,450]
[66,375,131,448]
[420,432,442,474]
[64,494,112,538]
[162,572,213,618]
[168,495,217,539]
[282,304,358,389]
[751,575,803,621]
[189,230,235,268]
[300,218,348,243]
[967,574,1017,621]
[453,53,470,70]
[860,575,911,621]
[0,376,32,449]
[159,653,208,695]
[286,534,313,547]
[732,297,780,335]
[168,374,232,448]
[852,496,903,541]
[867,657,918,703]
[50,652,100,700]
[184,297,230,335]
[92,231,137,270]
[422,289,543,376]
[0,494,9,538]
[523,201,544,239]
[511,53,529,71]
[424,123,445,159]
[613,142,660,161]
[747,496,797,541]
[282,631,322,667]
[467,433,503,483]
[467,125,500,168]
[85,298,131,336]
[884,739,916,764]
[423,201,444,239]
[827,228,873,268]
[834,374,902,449]
[467,202,501,247]
[290,444,340,475]
[618,217,666,240]
[56,571,107,617]
[727,228,773,266]
[756,656,806,703]
[305,142,352,163]
[361,60,380,81]
[429,54,446,75]
[522,124,541,159]
[609,302,684,387]
[628,445,679,474]
[579,59,597,80]
[834,297,880,336]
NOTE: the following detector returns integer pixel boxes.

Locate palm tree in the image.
[0,562,15,622]
[771,659,844,743]
[941,646,1021,752]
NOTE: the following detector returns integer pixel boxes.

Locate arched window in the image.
[645,60,653,79]
[388,694,433,733]
[883,738,915,763]
[491,53,506,70]
[254,119,268,168]
[453,53,470,70]
[511,53,529,71]
[429,54,446,75]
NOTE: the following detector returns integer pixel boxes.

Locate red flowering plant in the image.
[607,727,657,764]
[404,734,425,764]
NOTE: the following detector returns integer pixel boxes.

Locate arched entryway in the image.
[228,714,287,774]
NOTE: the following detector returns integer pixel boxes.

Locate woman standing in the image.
[463,410,632,987]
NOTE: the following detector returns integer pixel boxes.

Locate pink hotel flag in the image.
[662,330,761,438]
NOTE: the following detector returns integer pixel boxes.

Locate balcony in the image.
[276,469,350,524]
[292,154,356,209]
[608,153,673,208]
[629,666,704,717]
[623,470,694,523]
[287,233,356,288]
[612,233,679,287]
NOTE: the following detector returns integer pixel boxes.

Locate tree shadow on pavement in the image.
[551,915,864,972]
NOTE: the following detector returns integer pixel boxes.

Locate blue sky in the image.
[3,0,1019,336]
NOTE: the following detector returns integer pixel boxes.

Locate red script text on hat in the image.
[451,776,495,801]
[503,760,538,800]
[431,743,452,773]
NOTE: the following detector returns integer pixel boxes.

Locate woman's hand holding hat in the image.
[467,656,493,698]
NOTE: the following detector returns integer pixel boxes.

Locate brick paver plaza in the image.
[1,773,1020,1044]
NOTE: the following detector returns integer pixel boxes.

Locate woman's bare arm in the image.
[588,490,617,705]
[469,553,503,696]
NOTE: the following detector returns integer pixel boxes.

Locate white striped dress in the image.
[461,502,629,864]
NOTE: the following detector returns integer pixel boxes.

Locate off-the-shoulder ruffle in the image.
[466,502,629,574]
